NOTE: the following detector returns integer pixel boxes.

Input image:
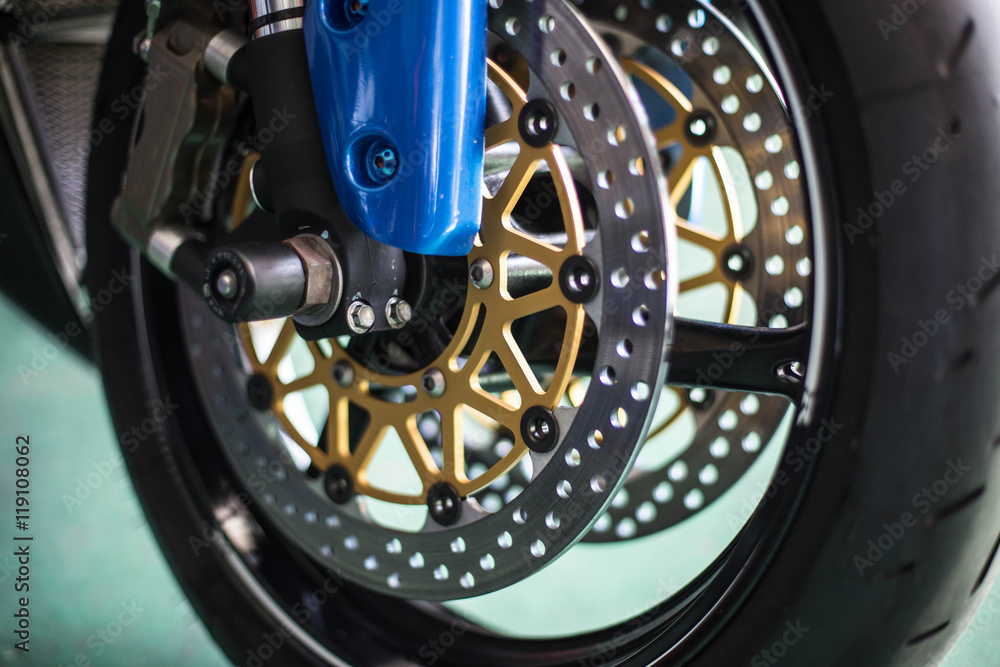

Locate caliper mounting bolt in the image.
[347,301,376,334]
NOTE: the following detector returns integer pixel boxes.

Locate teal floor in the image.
[0,291,998,666]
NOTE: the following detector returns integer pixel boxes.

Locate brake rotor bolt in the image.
[469,258,494,290]
[684,109,718,147]
[246,374,273,411]
[519,99,559,147]
[215,269,238,299]
[721,244,754,281]
[427,482,462,526]
[332,361,355,387]
[385,297,412,329]
[422,368,446,397]
[324,465,354,504]
[347,301,376,334]
[688,387,716,410]
[559,255,600,303]
[521,406,559,453]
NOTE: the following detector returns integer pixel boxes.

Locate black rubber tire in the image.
[84,1,1000,666]
[673,1,1000,666]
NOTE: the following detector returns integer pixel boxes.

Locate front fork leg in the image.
[112,1,411,337]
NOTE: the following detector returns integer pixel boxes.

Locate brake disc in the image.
[472,0,813,542]
[180,0,675,600]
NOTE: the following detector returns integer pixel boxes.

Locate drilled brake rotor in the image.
[181,0,675,600]
[472,0,813,542]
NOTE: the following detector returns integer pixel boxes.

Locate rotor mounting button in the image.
[721,244,754,281]
[684,109,718,147]
[518,99,559,148]
[469,258,494,290]
[422,368,446,397]
[687,387,716,411]
[246,374,273,411]
[559,255,600,303]
[521,406,560,453]
[324,464,354,504]
[427,482,462,526]
[347,300,376,334]
[332,361,355,387]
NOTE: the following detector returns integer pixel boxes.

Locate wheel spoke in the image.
[666,318,808,398]
[437,406,467,484]
[669,149,707,207]
[676,217,726,252]
[497,227,564,269]
[496,331,544,397]
[485,117,519,152]
[680,268,725,293]
[397,416,441,487]
[653,121,687,150]
[483,151,541,225]
[264,319,298,372]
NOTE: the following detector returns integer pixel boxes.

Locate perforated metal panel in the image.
[14,41,105,261]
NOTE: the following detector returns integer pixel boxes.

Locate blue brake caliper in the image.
[303,0,487,256]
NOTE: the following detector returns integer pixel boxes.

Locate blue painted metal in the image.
[304,0,487,256]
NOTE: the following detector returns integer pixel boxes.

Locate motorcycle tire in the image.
[84,0,1000,665]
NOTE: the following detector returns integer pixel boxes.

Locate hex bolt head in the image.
[324,464,354,504]
[332,361,355,387]
[469,258,494,290]
[422,368,446,397]
[386,297,412,329]
[427,482,462,526]
[347,300,376,334]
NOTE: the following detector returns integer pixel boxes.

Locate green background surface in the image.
[1,291,999,666]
